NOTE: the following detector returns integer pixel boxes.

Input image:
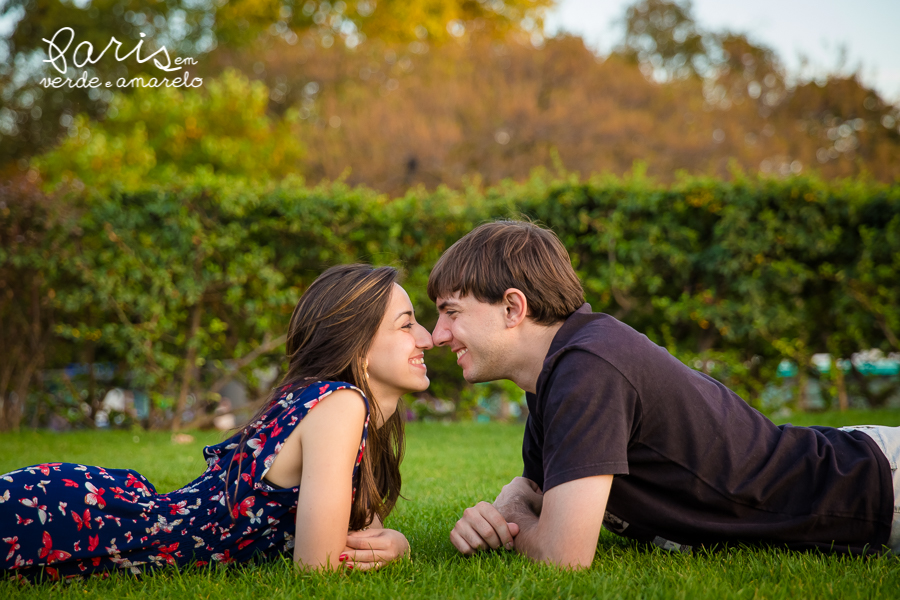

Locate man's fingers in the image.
[521,478,542,493]
[452,508,513,553]
[450,500,522,556]
[458,506,498,550]
[460,520,492,552]
[449,526,479,555]
[472,501,515,548]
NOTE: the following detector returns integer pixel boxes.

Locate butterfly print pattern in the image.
[0,380,369,582]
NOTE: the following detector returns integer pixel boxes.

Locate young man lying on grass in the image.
[428,220,900,568]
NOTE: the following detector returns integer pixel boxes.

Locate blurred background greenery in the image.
[1,0,898,432]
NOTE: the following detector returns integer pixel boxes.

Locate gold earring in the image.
[363,361,369,380]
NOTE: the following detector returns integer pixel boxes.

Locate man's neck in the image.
[508,320,565,394]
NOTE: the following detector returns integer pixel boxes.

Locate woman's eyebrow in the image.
[394,310,413,321]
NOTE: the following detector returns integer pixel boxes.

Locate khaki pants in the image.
[839,425,900,553]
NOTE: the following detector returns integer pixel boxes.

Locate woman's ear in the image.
[502,288,528,329]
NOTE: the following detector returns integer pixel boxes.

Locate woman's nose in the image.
[416,324,434,349]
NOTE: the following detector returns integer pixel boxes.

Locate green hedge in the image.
[1,170,898,429]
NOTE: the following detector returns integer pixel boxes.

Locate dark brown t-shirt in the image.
[522,304,893,554]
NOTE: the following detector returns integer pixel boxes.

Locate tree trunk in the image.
[848,363,897,408]
[172,302,203,431]
[0,348,19,432]
[835,359,848,412]
[85,342,98,421]
[12,354,41,431]
[796,361,808,412]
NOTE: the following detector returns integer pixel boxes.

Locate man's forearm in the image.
[494,475,612,568]
[501,505,548,561]
[493,498,553,563]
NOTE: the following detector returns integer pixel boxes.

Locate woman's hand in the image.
[340,528,410,570]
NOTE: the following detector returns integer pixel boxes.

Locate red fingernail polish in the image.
[339,554,347,561]
[346,564,354,570]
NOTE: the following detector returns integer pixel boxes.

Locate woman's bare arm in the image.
[292,389,367,570]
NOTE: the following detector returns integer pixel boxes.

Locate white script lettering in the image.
[42,28,183,75]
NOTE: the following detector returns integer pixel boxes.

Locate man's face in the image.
[431,292,510,383]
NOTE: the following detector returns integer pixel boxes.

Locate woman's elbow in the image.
[293,550,345,572]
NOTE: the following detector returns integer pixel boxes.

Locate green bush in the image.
[1,169,898,430]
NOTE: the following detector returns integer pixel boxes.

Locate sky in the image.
[545,0,900,102]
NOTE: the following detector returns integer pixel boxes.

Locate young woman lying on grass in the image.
[1,264,433,581]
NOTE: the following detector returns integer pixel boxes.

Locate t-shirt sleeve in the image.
[540,350,638,492]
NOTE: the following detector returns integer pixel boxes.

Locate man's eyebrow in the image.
[394,310,413,321]
[437,300,460,311]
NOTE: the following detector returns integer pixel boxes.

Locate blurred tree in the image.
[33,69,304,190]
[0,0,554,171]
[209,32,897,194]
[0,175,64,431]
[8,0,900,194]
[0,0,218,172]
[705,33,786,115]
[616,0,710,82]
[777,75,900,179]
[26,28,900,198]
[215,0,552,46]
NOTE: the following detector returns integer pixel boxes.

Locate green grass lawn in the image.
[2,410,899,598]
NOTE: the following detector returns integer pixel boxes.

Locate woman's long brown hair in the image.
[228,264,405,530]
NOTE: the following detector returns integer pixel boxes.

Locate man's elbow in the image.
[518,534,594,569]
[544,549,594,570]
[521,549,593,570]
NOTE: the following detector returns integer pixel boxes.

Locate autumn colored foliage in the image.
[3,1,899,191]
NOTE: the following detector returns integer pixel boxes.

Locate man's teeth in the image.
[456,349,468,360]
[411,358,425,365]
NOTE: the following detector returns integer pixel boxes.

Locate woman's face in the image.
[365,283,433,422]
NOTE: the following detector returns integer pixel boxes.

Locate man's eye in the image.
[445,310,456,316]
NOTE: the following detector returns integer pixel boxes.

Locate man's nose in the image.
[431,319,451,346]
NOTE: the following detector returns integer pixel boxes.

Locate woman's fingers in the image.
[339,547,387,563]
[341,529,408,564]
[347,528,385,539]
[345,533,389,550]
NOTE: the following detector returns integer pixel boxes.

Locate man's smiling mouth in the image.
[456,349,468,360]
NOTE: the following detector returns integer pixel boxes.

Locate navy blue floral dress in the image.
[0,380,368,582]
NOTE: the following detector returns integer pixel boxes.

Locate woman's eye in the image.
[402,323,413,329]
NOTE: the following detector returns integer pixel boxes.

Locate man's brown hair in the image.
[427,220,585,325]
